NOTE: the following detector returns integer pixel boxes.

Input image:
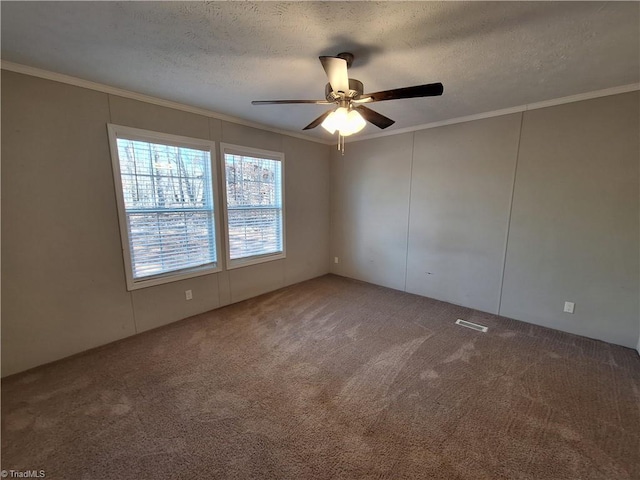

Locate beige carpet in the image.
[2,274,639,479]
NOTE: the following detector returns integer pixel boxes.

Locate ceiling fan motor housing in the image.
[325,78,364,102]
[336,52,355,68]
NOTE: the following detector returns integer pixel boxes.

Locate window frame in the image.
[220,143,286,270]
[107,124,222,290]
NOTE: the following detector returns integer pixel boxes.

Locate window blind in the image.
[116,138,217,280]
[224,153,283,261]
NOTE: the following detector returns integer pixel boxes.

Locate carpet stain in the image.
[420,369,440,380]
[17,373,42,385]
[33,415,58,430]
[32,376,92,402]
[344,324,360,339]
[336,337,428,413]
[111,402,132,416]
[187,329,207,345]
[442,340,478,364]
[4,409,34,431]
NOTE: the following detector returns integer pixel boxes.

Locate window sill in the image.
[226,252,286,270]
[126,263,222,291]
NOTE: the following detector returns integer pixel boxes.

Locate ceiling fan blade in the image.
[355,105,395,130]
[364,82,444,103]
[319,56,350,94]
[252,99,331,105]
[302,109,334,130]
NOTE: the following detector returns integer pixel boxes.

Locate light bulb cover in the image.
[321,107,349,134]
[321,107,366,136]
[339,110,366,136]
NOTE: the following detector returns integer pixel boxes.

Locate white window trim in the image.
[107,124,222,290]
[220,143,286,270]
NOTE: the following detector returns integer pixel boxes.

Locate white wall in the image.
[330,133,414,290]
[1,71,331,376]
[406,114,521,314]
[500,95,639,347]
[332,92,640,349]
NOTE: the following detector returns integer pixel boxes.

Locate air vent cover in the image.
[455,319,488,333]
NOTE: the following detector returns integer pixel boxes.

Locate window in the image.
[108,124,221,290]
[221,144,285,269]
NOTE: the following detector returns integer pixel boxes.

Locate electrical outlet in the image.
[563,301,575,314]
[185,290,193,301]
[334,257,339,264]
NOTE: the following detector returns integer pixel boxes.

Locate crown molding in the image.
[1,61,334,145]
[3,61,638,146]
[348,83,640,143]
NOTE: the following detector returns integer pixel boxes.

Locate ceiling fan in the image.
[252,52,443,152]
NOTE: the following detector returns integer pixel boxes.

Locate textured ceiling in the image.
[2,2,638,140]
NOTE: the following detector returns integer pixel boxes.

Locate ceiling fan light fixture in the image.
[341,109,366,136]
[321,107,366,136]
[321,107,348,134]
[251,53,442,152]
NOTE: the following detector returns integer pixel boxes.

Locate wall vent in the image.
[455,319,488,333]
